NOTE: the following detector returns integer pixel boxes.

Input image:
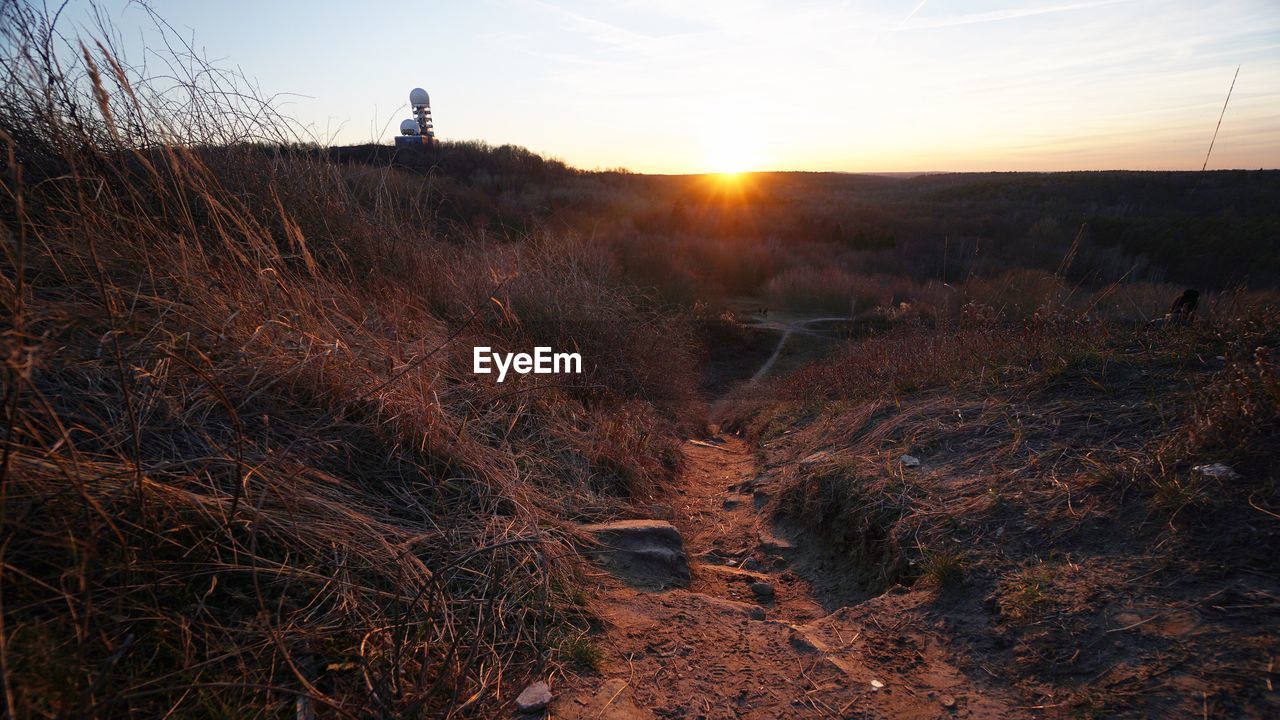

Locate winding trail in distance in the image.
[743,315,851,383]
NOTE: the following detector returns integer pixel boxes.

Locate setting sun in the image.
[699,104,767,174]
[704,142,757,174]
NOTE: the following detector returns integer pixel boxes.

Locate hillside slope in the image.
[719,305,1280,717]
[0,7,698,716]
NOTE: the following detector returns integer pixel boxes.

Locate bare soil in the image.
[552,434,1018,719]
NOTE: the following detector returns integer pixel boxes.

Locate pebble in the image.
[1193,462,1240,480]
[515,681,552,713]
[749,581,775,597]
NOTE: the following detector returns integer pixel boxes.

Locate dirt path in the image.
[553,434,1020,719]
[745,316,850,383]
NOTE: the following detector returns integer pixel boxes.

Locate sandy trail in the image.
[553,434,1018,719]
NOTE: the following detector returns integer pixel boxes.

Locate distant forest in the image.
[326,142,1280,291]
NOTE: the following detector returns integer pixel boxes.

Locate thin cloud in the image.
[905,0,1133,30]
[897,0,929,31]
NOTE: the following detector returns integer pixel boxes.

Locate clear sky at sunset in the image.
[78,0,1280,173]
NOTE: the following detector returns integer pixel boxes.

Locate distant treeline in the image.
[325,142,1280,292]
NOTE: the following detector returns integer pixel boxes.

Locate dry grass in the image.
[724,289,1280,715]
[0,4,696,717]
[761,268,918,314]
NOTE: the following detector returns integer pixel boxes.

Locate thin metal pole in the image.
[1202,65,1240,171]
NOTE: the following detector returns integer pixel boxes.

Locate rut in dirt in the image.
[549,431,1019,720]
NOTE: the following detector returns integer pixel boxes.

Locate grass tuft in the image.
[556,635,604,672]
[919,547,967,590]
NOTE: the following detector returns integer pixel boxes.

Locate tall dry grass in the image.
[718,286,1279,718]
[723,283,1280,575]
[724,278,1279,458]
[0,3,695,717]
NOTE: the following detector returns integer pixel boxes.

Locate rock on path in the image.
[580,519,690,589]
[515,681,552,714]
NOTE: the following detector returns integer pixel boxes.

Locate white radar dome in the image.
[399,119,419,135]
[409,88,430,106]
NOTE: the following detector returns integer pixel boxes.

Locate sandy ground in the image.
[552,434,1019,720]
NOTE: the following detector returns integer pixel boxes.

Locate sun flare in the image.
[699,104,765,174]
[704,137,758,175]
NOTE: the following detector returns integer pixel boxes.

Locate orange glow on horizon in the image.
[704,171,754,198]
[695,172,763,232]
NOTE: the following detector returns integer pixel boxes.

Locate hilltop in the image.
[2,3,1278,718]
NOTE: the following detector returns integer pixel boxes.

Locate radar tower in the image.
[395,87,436,147]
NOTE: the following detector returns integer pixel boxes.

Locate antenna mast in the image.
[1201,66,1239,171]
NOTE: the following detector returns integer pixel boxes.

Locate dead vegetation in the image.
[0,3,697,717]
[722,288,1280,717]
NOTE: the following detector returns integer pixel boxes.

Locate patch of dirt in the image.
[552,435,1018,719]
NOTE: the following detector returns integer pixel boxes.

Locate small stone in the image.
[1192,463,1240,480]
[901,455,921,468]
[870,679,885,689]
[515,681,552,713]
[940,694,957,709]
[749,581,775,597]
[742,557,764,572]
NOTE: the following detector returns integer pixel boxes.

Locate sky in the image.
[68,0,1280,173]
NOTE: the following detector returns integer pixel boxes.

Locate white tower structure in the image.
[395,87,436,147]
